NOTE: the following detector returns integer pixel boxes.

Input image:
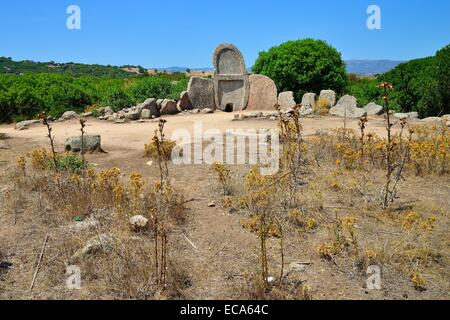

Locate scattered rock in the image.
[188,77,215,110]
[249,112,263,118]
[104,106,114,116]
[420,117,442,122]
[319,90,336,107]
[189,108,200,114]
[125,109,140,120]
[81,112,93,118]
[67,218,100,233]
[207,201,216,208]
[140,109,152,120]
[60,111,80,120]
[330,95,367,118]
[394,112,419,120]
[364,102,384,116]
[247,74,278,111]
[200,108,214,114]
[284,262,307,276]
[278,91,296,110]
[267,276,277,284]
[64,135,103,153]
[0,187,10,194]
[114,119,127,124]
[70,234,116,262]
[178,91,192,111]
[156,99,164,109]
[160,99,179,115]
[130,215,149,231]
[137,98,159,117]
[15,120,40,131]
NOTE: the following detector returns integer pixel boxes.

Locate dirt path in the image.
[0,113,421,299]
[0,113,398,156]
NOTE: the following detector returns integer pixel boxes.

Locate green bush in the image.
[0,73,189,123]
[378,44,449,118]
[252,39,348,101]
[129,76,173,103]
[345,77,384,108]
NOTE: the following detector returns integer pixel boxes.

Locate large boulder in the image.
[364,102,384,115]
[64,135,103,153]
[394,112,419,120]
[420,117,442,123]
[247,74,278,111]
[300,93,316,116]
[137,98,159,117]
[187,77,215,110]
[177,91,192,111]
[104,106,114,116]
[278,91,297,110]
[160,99,179,115]
[60,111,80,121]
[15,120,40,131]
[319,90,336,107]
[125,108,140,120]
[140,109,152,119]
[130,215,149,231]
[330,95,367,118]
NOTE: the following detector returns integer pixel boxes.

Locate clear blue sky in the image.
[1,0,449,68]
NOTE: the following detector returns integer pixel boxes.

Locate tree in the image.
[436,44,450,115]
[252,39,348,100]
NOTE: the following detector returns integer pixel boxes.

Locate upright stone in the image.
[247,74,278,110]
[319,90,336,107]
[278,91,297,110]
[187,77,215,110]
[330,95,367,118]
[213,43,249,111]
[301,93,316,116]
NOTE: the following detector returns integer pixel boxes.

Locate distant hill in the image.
[158,61,404,76]
[345,60,404,76]
[0,57,145,78]
[152,66,212,73]
[0,57,405,78]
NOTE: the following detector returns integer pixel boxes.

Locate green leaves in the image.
[252,39,348,101]
[379,44,450,118]
[0,73,189,122]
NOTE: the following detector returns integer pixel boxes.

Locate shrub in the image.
[252,39,348,101]
[379,43,450,117]
[129,76,173,103]
[144,139,176,160]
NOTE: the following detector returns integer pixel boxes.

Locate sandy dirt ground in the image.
[0,112,397,155]
[1,113,446,300]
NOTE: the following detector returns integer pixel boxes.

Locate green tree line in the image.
[0,73,188,122]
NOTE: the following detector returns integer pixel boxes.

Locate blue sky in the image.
[1,0,449,68]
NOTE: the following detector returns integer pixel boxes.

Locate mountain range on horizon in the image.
[138,60,406,76]
[1,56,405,77]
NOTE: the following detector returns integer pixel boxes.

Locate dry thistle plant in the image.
[149,119,186,291]
[378,82,411,209]
[276,104,307,201]
[39,112,59,171]
[79,118,86,166]
[210,162,233,196]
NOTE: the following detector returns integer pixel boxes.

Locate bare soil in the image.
[0,113,448,300]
